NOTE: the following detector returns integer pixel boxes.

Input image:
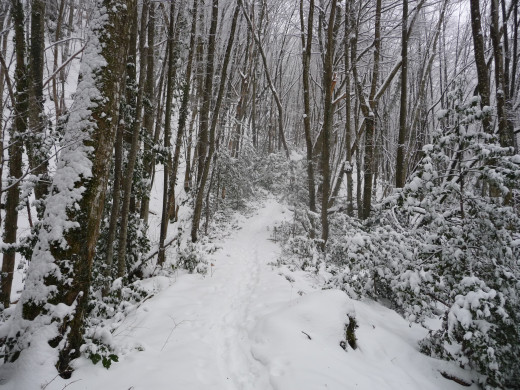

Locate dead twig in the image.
[440,371,471,387]
[161,316,186,352]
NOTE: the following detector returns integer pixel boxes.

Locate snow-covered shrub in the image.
[177,242,208,274]
[82,338,119,369]
[82,278,151,369]
[217,148,256,210]
[283,235,321,270]
[299,87,520,389]
[390,89,520,389]
[124,212,150,279]
[420,277,519,389]
[253,151,291,193]
[326,214,422,313]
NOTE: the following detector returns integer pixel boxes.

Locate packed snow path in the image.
[11,198,476,390]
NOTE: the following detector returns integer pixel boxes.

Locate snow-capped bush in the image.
[278,87,520,389]
[177,242,208,274]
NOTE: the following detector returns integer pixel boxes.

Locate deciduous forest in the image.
[0,0,519,388]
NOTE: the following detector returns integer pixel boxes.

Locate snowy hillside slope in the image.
[1,197,477,390]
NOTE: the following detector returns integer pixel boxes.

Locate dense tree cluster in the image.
[0,0,518,386]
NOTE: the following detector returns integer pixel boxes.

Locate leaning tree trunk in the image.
[4,0,133,377]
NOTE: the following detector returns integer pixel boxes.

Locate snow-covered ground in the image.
[2,198,476,389]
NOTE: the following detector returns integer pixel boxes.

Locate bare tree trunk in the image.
[395,0,408,188]
[344,1,354,216]
[469,0,492,133]
[510,0,518,98]
[362,0,381,220]
[191,0,220,242]
[192,0,239,242]
[1,0,27,309]
[490,0,516,149]
[184,106,198,192]
[166,0,198,222]
[27,0,49,212]
[103,124,123,294]
[52,0,66,119]
[320,0,337,247]
[300,0,317,219]
[140,1,156,223]
[351,0,381,220]
[158,2,177,265]
[148,54,168,198]
[195,0,218,186]
[231,31,251,158]
[117,0,149,277]
[59,0,75,114]
[5,0,133,375]
[0,5,7,228]
[238,0,289,158]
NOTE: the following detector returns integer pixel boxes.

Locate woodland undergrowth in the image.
[274,90,520,390]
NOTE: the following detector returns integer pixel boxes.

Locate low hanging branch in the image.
[42,45,85,88]
[0,51,16,106]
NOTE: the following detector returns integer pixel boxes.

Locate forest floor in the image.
[5,197,477,390]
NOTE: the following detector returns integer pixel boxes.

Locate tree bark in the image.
[320,0,337,246]
[362,0,381,220]
[103,123,123,294]
[158,2,177,265]
[1,0,27,309]
[140,1,156,223]
[5,0,133,376]
[469,0,492,133]
[300,0,317,219]
[192,0,240,243]
[196,0,219,186]
[117,0,149,277]
[166,0,198,222]
[490,0,516,149]
[344,0,354,216]
[395,0,408,188]
[27,0,50,211]
[238,0,289,158]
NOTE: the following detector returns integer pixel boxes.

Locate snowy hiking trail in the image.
[6,198,477,390]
